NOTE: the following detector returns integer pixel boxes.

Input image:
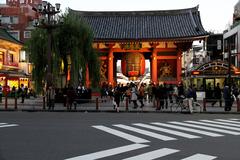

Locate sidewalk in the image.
[0,96,239,114]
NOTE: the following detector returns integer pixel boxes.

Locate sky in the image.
[44,0,238,33]
[0,0,239,33]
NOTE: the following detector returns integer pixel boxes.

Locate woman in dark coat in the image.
[67,85,76,110]
[113,88,121,112]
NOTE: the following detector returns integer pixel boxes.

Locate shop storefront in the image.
[0,71,30,90]
[189,60,240,91]
[0,27,31,92]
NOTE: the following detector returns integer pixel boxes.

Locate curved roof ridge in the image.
[70,5,200,16]
[69,5,208,41]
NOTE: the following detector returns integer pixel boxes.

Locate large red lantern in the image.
[121,52,145,78]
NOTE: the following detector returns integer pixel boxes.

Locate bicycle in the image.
[170,95,203,113]
[170,95,189,112]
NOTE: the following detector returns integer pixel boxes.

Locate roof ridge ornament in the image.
[188,10,199,31]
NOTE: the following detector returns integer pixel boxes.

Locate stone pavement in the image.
[0,96,239,114]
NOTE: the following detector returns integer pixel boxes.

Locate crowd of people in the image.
[100,81,240,113]
[49,83,92,110]
[0,84,36,104]
[205,82,239,111]
[100,81,198,112]
[2,80,236,112]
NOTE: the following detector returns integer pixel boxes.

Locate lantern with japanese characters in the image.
[121,52,145,80]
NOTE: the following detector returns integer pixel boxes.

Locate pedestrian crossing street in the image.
[0,123,18,128]
[64,118,240,160]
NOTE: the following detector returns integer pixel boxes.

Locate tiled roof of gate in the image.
[70,6,208,42]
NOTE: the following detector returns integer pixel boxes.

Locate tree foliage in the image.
[25,9,100,93]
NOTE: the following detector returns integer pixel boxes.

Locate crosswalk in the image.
[0,122,18,128]
[65,145,217,160]
[93,119,240,142]
[65,118,240,160]
[65,143,217,160]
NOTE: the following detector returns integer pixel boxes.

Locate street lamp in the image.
[33,1,61,88]
[228,43,232,89]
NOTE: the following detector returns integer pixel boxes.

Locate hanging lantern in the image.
[121,52,145,78]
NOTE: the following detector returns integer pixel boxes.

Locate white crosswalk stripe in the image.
[215,119,240,124]
[133,123,201,139]
[65,144,149,160]
[185,121,240,132]
[66,146,217,160]
[151,122,223,137]
[229,118,240,121]
[93,119,240,144]
[200,120,240,127]
[181,153,217,160]
[92,125,150,143]
[122,148,179,160]
[0,123,18,128]
[113,124,176,141]
[170,121,240,135]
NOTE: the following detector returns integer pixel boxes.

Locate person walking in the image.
[138,83,145,108]
[186,85,194,113]
[66,85,76,110]
[131,83,138,109]
[168,84,174,104]
[156,83,164,110]
[163,83,169,109]
[206,83,213,102]
[113,88,121,112]
[152,83,157,108]
[192,84,197,102]
[223,85,232,111]
[20,84,25,103]
[47,86,56,110]
[147,83,153,103]
[212,83,222,107]
[177,82,185,98]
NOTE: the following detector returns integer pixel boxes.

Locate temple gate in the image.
[71,6,208,86]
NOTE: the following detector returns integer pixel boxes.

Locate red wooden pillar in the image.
[108,49,114,85]
[151,49,158,84]
[177,50,182,83]
[86,63,90,88]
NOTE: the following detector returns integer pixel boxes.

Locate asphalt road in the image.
[0,112,240,160]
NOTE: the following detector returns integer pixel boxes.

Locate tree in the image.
[25,9,100,93]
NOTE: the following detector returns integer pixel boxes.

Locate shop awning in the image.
[189,60,240,78]
[0,69,30,78]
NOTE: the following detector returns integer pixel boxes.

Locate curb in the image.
[0,109,239,114]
